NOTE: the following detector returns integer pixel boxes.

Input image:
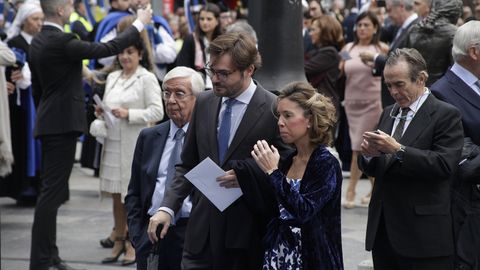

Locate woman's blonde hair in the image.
[278,81,337,146]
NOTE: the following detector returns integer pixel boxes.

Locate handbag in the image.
[89,119,107,138]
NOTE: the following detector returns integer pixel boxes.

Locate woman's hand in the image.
[94,105,104,117]
[6,82,15,95]
[251,140,280,174]
[111,107,129,119]
[359,51,375,67]
[10,69,23,83]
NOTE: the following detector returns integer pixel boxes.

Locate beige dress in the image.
[343,43,383,151]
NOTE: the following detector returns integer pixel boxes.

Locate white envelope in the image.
[184,157,243,212]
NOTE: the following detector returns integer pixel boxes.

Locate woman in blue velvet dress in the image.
[252,81,344,270]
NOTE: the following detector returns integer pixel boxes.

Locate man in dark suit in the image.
[431,21,480,269]
[360,0,419,107]
[148,32,289,270]
[125,66,204,270]
[28,1,152,269]
[359,48,464,270]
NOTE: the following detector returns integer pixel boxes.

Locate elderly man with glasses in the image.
[125,66,204,270]
[358,48,463,270]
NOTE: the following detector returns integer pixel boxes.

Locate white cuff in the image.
[158,207,174,220]
[132,19,145,32]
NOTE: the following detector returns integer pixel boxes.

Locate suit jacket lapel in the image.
[222,86,266,165]
[447,70,480,111]
[381,95,434,170]
[146,124,170,192]
[209,95,222,164]
[400,94,434,146]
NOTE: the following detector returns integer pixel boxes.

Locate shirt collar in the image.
[401,13,418,30]
[221,79,256,105]
[451,62,479,89]
[43,21,64,32]
[404,87,430,115]
[20,31,33,44]
[169,120,189,139]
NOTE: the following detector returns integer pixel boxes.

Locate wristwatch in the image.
[394,145,406,161]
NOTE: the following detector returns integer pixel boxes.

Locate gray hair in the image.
[386,48,427,82]
[452,21,480,62]
[225,20,258,44]
[40,0,68,18]
[162,66,205,96]
[388,0,414,11]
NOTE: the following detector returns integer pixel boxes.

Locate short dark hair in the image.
[41,0,68,18]
[207,32,262,71]
[385,48,427,82]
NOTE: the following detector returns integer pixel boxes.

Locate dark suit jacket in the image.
[161,85,288,268]
[125,121,170,256]
[431,68,480,269]
[373,17,420,107]
[359,94,463,258]
[29,24,139,137]
[431,69,480,145]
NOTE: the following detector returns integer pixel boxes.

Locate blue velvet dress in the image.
[263,178,303,269]
[263,145,344,270]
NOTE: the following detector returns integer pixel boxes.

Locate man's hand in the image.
[136,4,153,25]
[6,82,15,95]
[217,169,240,188]
[147,210,171,243]
[363,130,402,155]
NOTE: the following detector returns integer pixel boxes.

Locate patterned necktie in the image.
[218,99,236,163]
[392,107,409,141]
[166,128,185,186]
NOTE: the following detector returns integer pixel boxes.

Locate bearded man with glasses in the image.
[147,32,290,270]
[358,48,464,270]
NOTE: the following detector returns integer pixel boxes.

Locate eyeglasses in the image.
[163,91,193,101]
[204,63,237,81]
[388,89,430,120]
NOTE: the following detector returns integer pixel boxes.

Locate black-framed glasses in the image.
[162,91,193,101]
[204,63,237,81]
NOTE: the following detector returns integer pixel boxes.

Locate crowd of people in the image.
[0,0,479,269]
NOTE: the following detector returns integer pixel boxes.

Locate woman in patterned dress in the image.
[252,82,344,270]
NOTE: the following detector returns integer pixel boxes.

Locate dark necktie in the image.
[392,107,409,141]
[148,128,185,215]
[166,128,185,186]
[218,99,236,163]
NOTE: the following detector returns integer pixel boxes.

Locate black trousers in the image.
[372,214,454,270]
[30,133,77,270]
[136,218,188,270]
